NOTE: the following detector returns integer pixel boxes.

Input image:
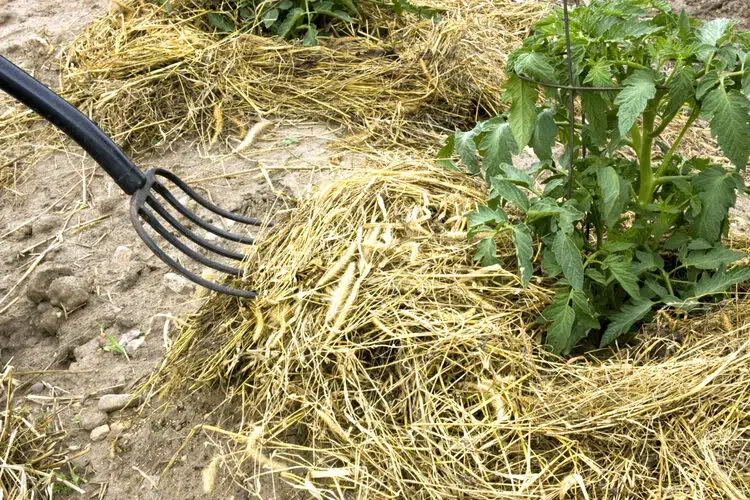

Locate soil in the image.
[673,0,750,28]
[1,0,749,499]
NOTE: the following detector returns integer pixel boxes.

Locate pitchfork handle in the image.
[0,56,145,194]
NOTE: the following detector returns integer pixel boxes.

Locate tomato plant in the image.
[440,0,750,354]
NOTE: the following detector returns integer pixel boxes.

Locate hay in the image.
[0,365,82,498]
[147,155,750,498]
[47,0,543,152]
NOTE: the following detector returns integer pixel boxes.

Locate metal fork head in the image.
[129,168,269,298]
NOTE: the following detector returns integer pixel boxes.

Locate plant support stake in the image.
[563,0,576,199]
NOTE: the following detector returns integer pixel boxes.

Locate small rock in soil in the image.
[125,337,145,355]
[81,409,109,431]
[98,393,139,413]
[48,276,90,311]
[29,382,45,394]
[119,329,143,346]
[111,245,134,270]
[31,214,60,236]
[34,302,64,335]
[90,424,110,442]
[163,272,194,295]
[117,262,147,292]
[115,312,138,329]
[25,264,73,303]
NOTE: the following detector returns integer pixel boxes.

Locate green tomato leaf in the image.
[600,300,654,347]
[615,70,657,137]
[208,13,235,33]
[514,52,557,83]
[489,178,529,213]
[597,166,624,227]
[692,166,738,243]
[474,237,500,267]
[454,129,481,174]
[532,109,557,162]
[479,122,518,174]
[277,8,305,38]
[582,92,609,147]
[702,87,750,170]
[512,224,534,288]
[584,60,615,88]
[603,255,642,300]
[302,24,319,46]
[684,247,746,270]
[699,18,735,47]
[665,66,695,117]
[543,290,576,355]
[691,266,750,298]
[553,232,584,290]
[261,8,280,28]
[504,75,539,150]
[467,205,507,228]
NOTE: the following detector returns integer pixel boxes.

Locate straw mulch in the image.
[47,0,545,152]
[0,365,82,498]
[148,155,750,499]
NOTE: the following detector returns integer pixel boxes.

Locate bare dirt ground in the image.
[1,0,749,499]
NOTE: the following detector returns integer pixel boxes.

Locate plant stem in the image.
[655,106,700,178]
[638,108,657,205]
[660,268,674,296]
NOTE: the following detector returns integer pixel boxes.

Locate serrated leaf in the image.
[696,71,720,101]
[514,52,557,83]
[512,224,534,288]
[644,278,670,299]
[504,75,538,150]
[553,232,584,290]
[479,122,518,174]
[474,237,500,267]
[597,166,623,227]
[543,290,576,354]
[571,289,597,319]
[604,255,641,300]
[489,178,529,213]
[586,268,607,285]
[436,135,458,170]
[542,249,563,277]
[467,205,507,228]
[262,8,280,28]
[496,163,534,188]
[702,87,750,170]
[601,300,654,347]
[277,8,305,37]
[692,166,738,242]
[684,247,746,270]
[532,109,557,161]
[699,18,735,47]
[584,60,614,87]
[615,70,657,137]
[688,238,713,250]
[454,129,481,174]
[692,266,750,298]
[302,24,319,46]
[665,66,695,117]
[582,92,609,147]
[208,13,235,32]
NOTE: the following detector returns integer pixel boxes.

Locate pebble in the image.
[35,302,64,335]
[125,337,145,355]
[29,382,45,394]
[81,409,109,431]
[115,313,138,329]
[25,264,73,303]
[111,245,134,270]
[119,329,143,346]
[98,393,139,413]
[163,272,194,295]
[90,424,110,442]
[48,276,90,311]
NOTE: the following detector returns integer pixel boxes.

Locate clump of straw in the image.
[0,365,82,498]
[147,153,750,498]
[52,0,545,151]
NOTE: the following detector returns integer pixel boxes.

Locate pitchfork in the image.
[0,56,266,298]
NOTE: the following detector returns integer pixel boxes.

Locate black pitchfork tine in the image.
[0,56,266,298]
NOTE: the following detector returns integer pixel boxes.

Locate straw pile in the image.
[0,365,81,498]
[149,155,750,498]
[46,0,545,152]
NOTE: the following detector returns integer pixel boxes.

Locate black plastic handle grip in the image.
[0,56,145,194]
